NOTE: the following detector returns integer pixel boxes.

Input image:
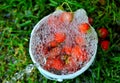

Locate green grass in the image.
[0,0,120,83]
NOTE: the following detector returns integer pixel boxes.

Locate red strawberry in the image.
[48,40,58,48]
[101,40,110,51]
[78,23,90,34]
[54,32,66,43]
[51,58,64,70]
[98,27,108,39]
[48,47,61,59]
[52,59,63,70]
[62,46,72,55]
[44,59,52,70]
[88,17,93,25]
[59,12,73,23]
[71,45,83,61]
[44,58,64,70]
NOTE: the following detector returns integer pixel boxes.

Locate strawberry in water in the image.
[71,45,83,61]
[59,12,73,23]
[48,40,58,48]
[62,46,72,55]
[44,58,64,71]
[54,32,66,43]
[44,58,52,70]
[78,23,90,34]
[51,58,64,70]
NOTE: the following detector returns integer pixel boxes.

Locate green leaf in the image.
[111,57,120,62]
[49,0,58,7]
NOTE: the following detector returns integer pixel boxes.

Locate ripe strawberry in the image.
[44,58,53,70]
[59,12,73,23]
[54,32,66,43]
[44,58,64,70]
[48,40,58,48]
[51,58,64,70]
[71,45,83,61]
[101,40,110,51]
[88,17,93,25]
[78,23,90,34]
[98,27,108,39]
[62,46,72,55]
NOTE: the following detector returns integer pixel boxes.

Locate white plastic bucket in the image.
[29,9,98,82]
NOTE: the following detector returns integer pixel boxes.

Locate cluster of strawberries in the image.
[35,12,91,74]
[35,10,109,75]
[98,27,110,51]
[47,12,73,29]
[41,30,88,74]
[88,17,110,51]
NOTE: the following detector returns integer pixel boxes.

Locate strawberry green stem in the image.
[56,2,73,12]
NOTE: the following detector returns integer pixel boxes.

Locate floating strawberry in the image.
[45,58,64,70]
[78,23,90,34]
[54,32,66,43]
[59,12,73,23]
[71,45,83,61]
[62,46,72,55]
[48,40,58,48]
[101,40,110,51]
[98,27,108,39]
[52,58,64,70]
[44,58,55,70]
